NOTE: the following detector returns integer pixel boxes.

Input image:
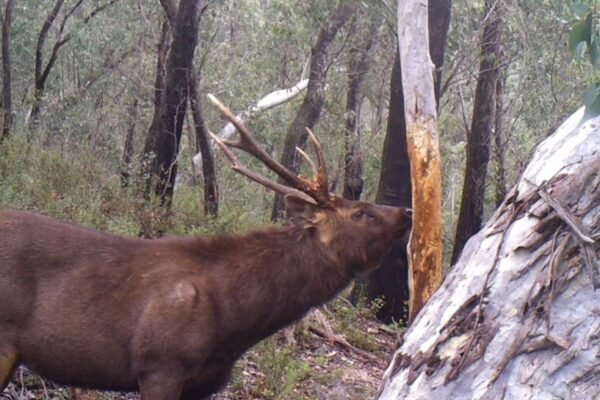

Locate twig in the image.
[536,187,599,289]
[537,189,594,244]
[308,325,379,363]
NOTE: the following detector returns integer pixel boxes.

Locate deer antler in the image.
[208,94,333,206]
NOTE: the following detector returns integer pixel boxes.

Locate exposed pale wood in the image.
[376,109,600,399]
[397,0,444,320]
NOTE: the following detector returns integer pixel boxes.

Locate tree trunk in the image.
[398,0,444,321]
[142,0,203,206]
[31,0,66,129]
[121,97,139,187]
[377,108,600,400]
[270,0,357,221]
[428,0,452,103]
[342,11,378,201]
[352,0,451,324]
[189,73,218,216]
[350,52,411,323]
[452,0,504,264]
[0,0,13,142]
[30,0,113,130]
[493,63,507,207]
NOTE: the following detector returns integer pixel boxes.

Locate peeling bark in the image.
[377,108,600,399]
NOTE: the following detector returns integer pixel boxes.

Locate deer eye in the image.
[352,210,365,221]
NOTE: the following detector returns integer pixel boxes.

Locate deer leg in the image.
[138,367,185,400]
[181,369,232,400]
[0,344,19,391]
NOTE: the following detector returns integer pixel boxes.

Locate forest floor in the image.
[2,298,403,400]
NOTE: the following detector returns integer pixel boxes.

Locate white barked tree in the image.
[376,108,600,399]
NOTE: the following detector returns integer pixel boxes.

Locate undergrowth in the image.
[0,133,264,237]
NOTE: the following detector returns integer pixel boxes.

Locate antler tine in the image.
[209,131,317,205]
[208,94,304,189]
[305,127,331,200]
[295,146,318,179]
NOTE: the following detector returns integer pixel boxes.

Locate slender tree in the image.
[343,11,379,201]
[452,0,504,264]
[121,97,139,187]
[189,73,218,216]
[0,0,14,142]
[31,0,68,128]
[271,0,358,220]
[30,0,119,129]
[492,62,508,207]
[142,0,204,206]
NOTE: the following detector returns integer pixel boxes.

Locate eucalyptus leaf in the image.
[591,37,600,69]
[583,97,600,120]
[571,3,591,18]
[569,16,592,53]
[582,85,600,120]
[574,41,589,58]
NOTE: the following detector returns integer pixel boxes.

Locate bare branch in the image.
[208,94,333,206]
[83,0,120,24]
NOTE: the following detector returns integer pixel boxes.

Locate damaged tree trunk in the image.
[376,108,600,399]
[397,0,444,320]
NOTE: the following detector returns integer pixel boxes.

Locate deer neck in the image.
[199,226,352,344]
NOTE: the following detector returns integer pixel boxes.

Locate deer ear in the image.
[284,195,319,228]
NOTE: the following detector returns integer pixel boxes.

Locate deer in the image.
[0,95,412,400]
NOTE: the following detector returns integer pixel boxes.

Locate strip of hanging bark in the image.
[536,186,599,289]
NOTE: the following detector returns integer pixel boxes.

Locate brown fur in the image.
[0,197,411,400]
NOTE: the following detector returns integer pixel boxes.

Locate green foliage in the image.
[441,0,587,246]
[0,131,266,237]
[567,2,600,119]
[245,341,312,400]
[331,297,386,353]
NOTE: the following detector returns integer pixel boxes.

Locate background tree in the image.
[189,73,218,216]
[342,10,379,201]
[142,0,204,206]
[0,0,13,142]
[30,0,116,129]
[270,0,357,220]
[451,0,505,264]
